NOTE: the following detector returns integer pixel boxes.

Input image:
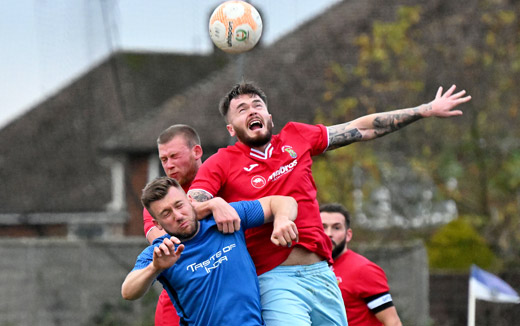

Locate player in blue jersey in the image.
[121,176,298,326]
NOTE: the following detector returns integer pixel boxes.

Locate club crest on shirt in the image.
[281,145,297,158]
[336,276,343,285]
[251,175,266,188]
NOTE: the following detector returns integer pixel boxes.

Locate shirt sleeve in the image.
[286,122,329,156]
[143,208,155,237]
[353,262,393,313]
[230,201,265,230]
[132,245,154,271]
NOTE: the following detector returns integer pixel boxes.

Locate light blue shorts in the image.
[258,261,348,326]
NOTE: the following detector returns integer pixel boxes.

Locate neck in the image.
[251,142,270,152]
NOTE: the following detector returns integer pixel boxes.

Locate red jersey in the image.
[190,122,333,275]
[332,250,394,326]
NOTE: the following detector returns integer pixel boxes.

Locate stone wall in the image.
[0,238,429,326]
[353,240,430,326]
[0,238,156,326]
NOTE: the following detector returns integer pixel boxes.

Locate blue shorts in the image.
[258,261,348,326]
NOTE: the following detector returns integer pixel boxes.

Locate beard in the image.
[331,238,346,260]
[175,160,198,189]
[234,118,273,148]
[167,207,199,241]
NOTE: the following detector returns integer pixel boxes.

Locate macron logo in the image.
[244,164,259,172]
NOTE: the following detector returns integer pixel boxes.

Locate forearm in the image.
[193,197,226,219]
[121,264,162,300]
[272,196,298,222]
[261,196,298,223]
[327,103,430,150]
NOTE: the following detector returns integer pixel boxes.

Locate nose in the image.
[172,208,183,220]
[164,158,175,170]
[323,226,332,238]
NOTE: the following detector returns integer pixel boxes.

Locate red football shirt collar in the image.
[236,141,274,160]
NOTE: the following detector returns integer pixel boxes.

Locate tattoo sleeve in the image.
[372,105,426,137]
[187,189,213,202]
[326,104,430,150]
[327,123,363,150]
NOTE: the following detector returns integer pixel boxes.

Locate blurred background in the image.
[1,0,519,325]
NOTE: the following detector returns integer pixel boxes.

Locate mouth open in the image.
[248,119,264,131]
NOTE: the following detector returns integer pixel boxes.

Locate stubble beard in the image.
[168,207,199,241]
[234,118,273,148]
[176,160,198,189]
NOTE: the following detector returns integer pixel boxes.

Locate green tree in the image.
[313,2,520,267]
[427,217,496,271]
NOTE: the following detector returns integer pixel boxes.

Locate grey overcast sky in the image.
[0,0,340,128]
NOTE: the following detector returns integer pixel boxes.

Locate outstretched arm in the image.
[188,189,241,234]
[258,196,299,247]
[121,237,184,300]
[327,85,471,150]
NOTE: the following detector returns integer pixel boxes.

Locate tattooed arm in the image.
[187,189,241,233]
[327,85,471,150]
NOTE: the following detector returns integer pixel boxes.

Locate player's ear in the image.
[346,228,353,243]
[192,144,203,160]
[153,219,163,230]
[226,124,236,137]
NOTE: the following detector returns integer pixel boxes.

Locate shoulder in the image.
[282,121,314,132]
[200,145,240,168]
[229,200,261,216]
[151,234,169,246]
[349,250,386,277]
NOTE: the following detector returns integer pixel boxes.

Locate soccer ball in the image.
[209,1,263,54]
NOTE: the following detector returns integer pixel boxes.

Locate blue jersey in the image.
[133,200,266,326]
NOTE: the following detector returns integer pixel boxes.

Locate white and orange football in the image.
[209,1,263,54]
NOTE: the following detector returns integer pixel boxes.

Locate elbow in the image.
[121,283,140,301]
[121,290,139,301]
[121,287,134,301]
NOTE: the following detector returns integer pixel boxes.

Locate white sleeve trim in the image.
[145,226,157,240]
[323,125,330,153]
[367,293,393,310]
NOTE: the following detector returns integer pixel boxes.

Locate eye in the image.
[161,210,171,218]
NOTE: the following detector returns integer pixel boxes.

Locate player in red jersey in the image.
[143,124,202,326]
[321,203,402,326]
[188,81,471,325]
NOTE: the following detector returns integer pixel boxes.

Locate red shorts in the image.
[155,289,180,326]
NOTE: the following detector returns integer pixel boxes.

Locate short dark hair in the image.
[141,177,183,218]
[320,203,351,229]
[157,124,200,148]
[219,81,268,120]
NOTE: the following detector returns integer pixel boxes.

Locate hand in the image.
[428,85,471,118]
[194,197,241,233]
[152,237,184,270]
[271,218,299,247]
